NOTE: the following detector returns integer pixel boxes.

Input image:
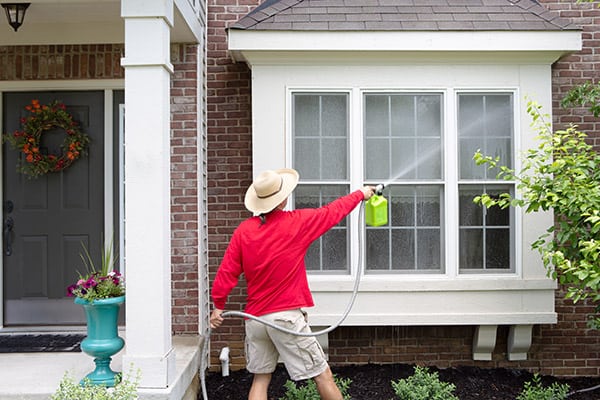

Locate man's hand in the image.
[210,308,224,329]
[360,186,376,200]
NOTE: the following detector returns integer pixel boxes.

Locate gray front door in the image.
[2,91,105,325]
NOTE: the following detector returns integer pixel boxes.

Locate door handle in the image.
[4,217,14,256]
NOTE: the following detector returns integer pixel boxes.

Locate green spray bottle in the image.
[365,184,388,227]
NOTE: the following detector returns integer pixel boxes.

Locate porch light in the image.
[2,3,29,32]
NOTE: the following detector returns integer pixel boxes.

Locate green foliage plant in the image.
[516,373,569,400]
[51,365,141,400]
[390,365,458,400]
[278,375,352,400]
[473,99,600,327]
[561,81,600,118]
[66,235,125,302]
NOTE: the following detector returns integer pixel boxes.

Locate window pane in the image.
[391,95,414,136]
[365,138,390,181]
[459,186,483,226]
[294,95,319,136]
[417,229,441,270]
[417,139,441,179]
[458,95,483,137]
[322,138,347,179]
[459,228,483,269]
[417,96,442,137]
[391,186,416,227]
[459,184,513,273]
[486,95,512,137]
[391,138,416,180]
[458,93,513,180]
[366,229,390,271]
[305,240,320,272]
[365,95,389,137]
[391,230,414,270]
[293,93,348,180]
[322,229,347,271]
[322,95,347,137]
[295,185,350,272]
[459,138,484,179]
[365,93,442,181]
[416,187,441,226]
[486,229,510,269]
[295,138,320,179]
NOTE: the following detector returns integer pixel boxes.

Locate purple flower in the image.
[83,277,97,288]
[66,284,77,297]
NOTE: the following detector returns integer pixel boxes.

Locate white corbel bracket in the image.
[508,324,533,361]
[472,325,498,361]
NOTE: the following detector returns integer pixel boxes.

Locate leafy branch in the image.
[473,99,600,327]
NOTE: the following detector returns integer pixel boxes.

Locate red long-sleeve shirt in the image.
[211,190,364,317]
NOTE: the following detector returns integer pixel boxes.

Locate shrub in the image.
[473,99,600,326]
[278,375,352,400]
[391,365,458,400]
[516,373,569,400]
[51,366,141,400]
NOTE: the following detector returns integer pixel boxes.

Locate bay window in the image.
[229,27,572,354]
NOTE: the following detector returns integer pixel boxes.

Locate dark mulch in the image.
[0,334,84,353]
[203,363,600,400]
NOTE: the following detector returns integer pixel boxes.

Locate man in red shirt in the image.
[210,168,375,400]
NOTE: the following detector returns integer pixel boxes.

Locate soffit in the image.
[0,0,199,46]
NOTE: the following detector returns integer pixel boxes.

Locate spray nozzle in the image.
[375,184,385,196]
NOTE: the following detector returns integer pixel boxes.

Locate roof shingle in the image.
[230,0,579,31]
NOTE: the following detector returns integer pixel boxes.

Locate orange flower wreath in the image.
[3,99,90,178]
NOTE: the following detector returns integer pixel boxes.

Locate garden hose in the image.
[200,203,367,400]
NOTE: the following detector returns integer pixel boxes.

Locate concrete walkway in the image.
[0,334,202,400]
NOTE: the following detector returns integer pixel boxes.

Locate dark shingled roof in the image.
[231,0,579,31]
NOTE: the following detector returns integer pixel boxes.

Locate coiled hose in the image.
[200,203,366,400]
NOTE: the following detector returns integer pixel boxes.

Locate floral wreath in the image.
[3,99,90,178]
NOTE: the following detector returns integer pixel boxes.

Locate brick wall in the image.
[170,44,201,334]
[0,42,201,335]
[539,0,600,144]
[206,0,600,377]
[0,44,124,80]
[206,0,256,369]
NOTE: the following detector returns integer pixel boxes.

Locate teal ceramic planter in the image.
[75,295,125,387]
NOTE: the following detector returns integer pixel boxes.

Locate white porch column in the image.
[121,0,176,388]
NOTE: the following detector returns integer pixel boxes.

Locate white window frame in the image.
[288,86,522,281]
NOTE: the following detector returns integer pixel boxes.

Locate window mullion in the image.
[446,89,459,277]
[351,87,362,278]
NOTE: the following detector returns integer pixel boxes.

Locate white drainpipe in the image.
[219,346,230,377]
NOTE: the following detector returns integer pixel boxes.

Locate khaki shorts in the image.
[245,309,328,381]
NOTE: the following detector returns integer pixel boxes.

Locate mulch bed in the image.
[204,363,600,399]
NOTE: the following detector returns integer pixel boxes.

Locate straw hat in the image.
[245,168,299,214]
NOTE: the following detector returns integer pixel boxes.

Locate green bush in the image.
[391,366,458,400]
[516,373,569,400]
[278,375,352,400]
[50,366,141,400]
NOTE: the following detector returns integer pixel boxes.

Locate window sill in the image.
[308,275,557,292]
[307,276,557,326]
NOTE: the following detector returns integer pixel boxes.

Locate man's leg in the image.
[248,373,272,400]
[313,366,343,400]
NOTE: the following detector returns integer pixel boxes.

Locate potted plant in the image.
[66,237,125,387]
